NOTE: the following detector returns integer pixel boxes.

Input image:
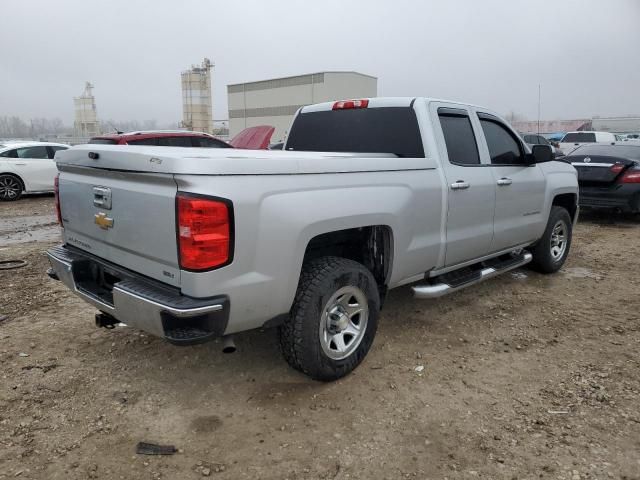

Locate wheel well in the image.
[0,173,25,190]
[303,226,392,291]
[552,193,577,221]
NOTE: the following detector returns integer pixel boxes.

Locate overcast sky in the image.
[2,0,639,125]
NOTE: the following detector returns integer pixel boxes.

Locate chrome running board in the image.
[412,252,532,299]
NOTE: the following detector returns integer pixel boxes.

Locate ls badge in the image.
[94,212,114,230]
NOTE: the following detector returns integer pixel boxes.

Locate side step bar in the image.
[412,252,532,299]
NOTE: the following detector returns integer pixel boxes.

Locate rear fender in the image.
[255,185,409,316]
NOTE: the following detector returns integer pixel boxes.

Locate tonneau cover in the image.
[55,144,435,175]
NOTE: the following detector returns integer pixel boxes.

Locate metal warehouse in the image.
[227,71,377,142]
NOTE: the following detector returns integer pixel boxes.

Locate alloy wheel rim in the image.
[550,220,567,260]
[0,176,21,200]
[319,286,369,360]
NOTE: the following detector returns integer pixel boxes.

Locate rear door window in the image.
[191,137,232,148]
[480,119,525,165]
[127,138,159,146]
[286,107,424,157]
[438,112,480,166]
[16,146,49,159]
[157,136,193,147]
[562,132,596,143]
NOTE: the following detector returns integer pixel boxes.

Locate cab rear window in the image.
[286,107,424,158]
[562,132,596,143]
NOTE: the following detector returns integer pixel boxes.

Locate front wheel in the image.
[529,206,572,273]
[278,256,380,381]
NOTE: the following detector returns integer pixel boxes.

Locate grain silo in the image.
[73,82,100,138]
[181,58,214,134]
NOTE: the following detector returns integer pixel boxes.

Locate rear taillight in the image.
[610,162,625,174]
[332,99,369,110]
[620,167,640,184]
[176,194,232,271]
[54,174,62,225]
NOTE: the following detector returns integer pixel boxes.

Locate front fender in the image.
[539,161,579,231]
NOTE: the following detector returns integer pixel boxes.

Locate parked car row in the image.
[516,132,640,213]
[0,142,69,200]
[2,120,640,218]
[0,126,274,201]
[564,144,640,213]
[558,131,618,155]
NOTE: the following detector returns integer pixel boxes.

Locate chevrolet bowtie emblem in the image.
[94,212,114,230]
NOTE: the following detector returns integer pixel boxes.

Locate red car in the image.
[88,126,274,150]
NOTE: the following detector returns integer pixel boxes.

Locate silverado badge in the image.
[94,212,114,230]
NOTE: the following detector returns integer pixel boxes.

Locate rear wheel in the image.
[278,256,380,381]
[0,174,23,201]
[529,206,572,273]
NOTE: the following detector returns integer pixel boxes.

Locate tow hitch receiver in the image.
[95,312,119,329]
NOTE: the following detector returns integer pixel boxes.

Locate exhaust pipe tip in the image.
[222,335,236,354]
[95,312,119,329]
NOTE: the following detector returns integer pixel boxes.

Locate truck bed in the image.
[56,144,431,175]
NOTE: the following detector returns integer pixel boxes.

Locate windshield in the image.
[286,107,424,157]
[89,138,118,144]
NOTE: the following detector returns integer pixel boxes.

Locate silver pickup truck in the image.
[47,97,578,381]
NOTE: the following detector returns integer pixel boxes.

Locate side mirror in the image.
[530,144,553,163]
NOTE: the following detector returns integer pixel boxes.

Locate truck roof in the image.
[299,96,490,114]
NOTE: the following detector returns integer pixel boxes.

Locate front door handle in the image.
[450,181,470,190]
[497,177,513,186]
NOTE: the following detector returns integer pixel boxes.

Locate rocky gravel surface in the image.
[0,197,639,479]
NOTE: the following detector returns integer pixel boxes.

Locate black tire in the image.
[278,256,380,381]
[0,174,24,201]
[529,206,572,273]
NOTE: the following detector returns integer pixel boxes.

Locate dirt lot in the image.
[1,196,639,480]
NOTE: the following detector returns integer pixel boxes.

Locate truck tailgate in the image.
[58,167,180,287]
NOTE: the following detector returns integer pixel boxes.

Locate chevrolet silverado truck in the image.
[47,97,578,381]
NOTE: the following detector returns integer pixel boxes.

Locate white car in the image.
[0,142,69,201]
[558,131,617,155]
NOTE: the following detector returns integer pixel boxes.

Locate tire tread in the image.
[278,256,379,381]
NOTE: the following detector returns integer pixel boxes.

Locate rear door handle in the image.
[12,162,27,166]
[450,181,470,190]
[497,177,513,186]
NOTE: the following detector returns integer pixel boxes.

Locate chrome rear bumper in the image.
[46,245,229,344]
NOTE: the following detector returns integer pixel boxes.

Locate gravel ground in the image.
[0,196,639,480]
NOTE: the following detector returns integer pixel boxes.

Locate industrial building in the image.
[73,82,100,138]
[592,116,640,133]
[511,119,591,134]
[512,116,640,135]
[182,58,214,134]
[228,71,377,142]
